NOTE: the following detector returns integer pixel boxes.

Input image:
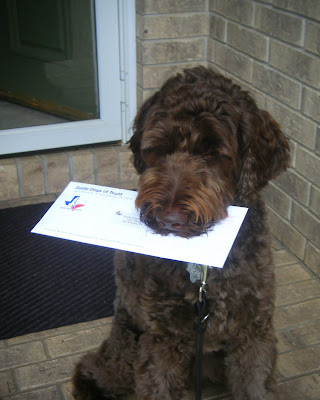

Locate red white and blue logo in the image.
[65,196,86,211]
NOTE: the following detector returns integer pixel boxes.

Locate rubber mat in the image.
[0,202,116,340]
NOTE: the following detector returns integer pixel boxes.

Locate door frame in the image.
[0,0,136,156]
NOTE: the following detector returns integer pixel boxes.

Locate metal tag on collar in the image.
[187,263,203,283]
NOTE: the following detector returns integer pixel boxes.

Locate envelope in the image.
[31,182,248,268]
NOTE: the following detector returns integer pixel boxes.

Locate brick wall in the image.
[207,0,320,276]
[136,0,209,105]
[0,145,138,208]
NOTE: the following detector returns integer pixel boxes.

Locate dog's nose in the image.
[156,210,187,231]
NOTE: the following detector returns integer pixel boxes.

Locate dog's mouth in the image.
[139,204,216,238]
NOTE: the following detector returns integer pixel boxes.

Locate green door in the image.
[0,0,99,120]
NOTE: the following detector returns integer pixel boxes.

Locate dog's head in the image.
[130,67,290,237]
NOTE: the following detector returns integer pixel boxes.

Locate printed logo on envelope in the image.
[64,196,87,211]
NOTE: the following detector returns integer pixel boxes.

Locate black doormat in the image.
[0,202,116,340]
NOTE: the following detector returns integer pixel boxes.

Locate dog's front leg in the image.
[225,334,278,400]
[134,332,193,400]
[72,307,140,400]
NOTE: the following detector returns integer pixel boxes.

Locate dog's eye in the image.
[142,147,166,167]
[142,147,155,155]
[220,154,233,161]
[204,152,233,163]
[142,147,158,161]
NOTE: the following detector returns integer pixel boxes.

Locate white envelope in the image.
[31,182,248,268]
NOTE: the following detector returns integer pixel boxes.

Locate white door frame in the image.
[118,0,137,144]
[0,0,136,156]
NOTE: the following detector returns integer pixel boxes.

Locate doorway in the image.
[0,0,136,155]
[0,0,99,128]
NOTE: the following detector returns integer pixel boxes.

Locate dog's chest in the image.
[115,248,270,344]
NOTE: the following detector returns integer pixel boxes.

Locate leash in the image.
[194,264,209,400]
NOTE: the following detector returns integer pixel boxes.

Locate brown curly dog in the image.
[72,66,290,400]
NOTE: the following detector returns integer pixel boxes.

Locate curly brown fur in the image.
[72,66,290,400]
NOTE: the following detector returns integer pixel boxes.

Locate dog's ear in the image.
[237,105,290,203]
[129,93,160,174]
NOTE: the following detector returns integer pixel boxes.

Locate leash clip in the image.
[197,264,208,303]
[199,285,206,303]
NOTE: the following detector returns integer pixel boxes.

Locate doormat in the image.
[0,202,116,340]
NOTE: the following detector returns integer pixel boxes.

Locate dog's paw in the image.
[72,361,116,400]
[72,376,116,400]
